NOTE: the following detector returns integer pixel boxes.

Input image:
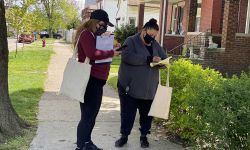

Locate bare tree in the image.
[0,0,27,143]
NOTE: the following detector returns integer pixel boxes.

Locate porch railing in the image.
[167,29,212,58]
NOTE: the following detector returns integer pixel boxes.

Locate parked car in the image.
[53,32,63,39]
[40,31,62,39]
[40,31,49,38]
[18,33,35,43]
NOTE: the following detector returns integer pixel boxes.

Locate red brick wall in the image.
[238,0,248,33]
[184,0,198,32]
[219,0,226,33]
[200,0,213,32]
[221,0,240,48]
[163,35,184,55]
[211,0,223,33]
[203,35,250,76]
[200,0,223,33]
[197,0,250,76]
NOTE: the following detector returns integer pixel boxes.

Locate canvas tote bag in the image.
[59,31,93,103]
[148,67,173,119]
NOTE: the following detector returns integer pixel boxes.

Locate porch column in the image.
[184,0,198,32]
[137,3,145,32]
[221,0,240,48]
[159,0,168,45]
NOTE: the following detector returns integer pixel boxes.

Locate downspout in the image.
[161,0,167,46]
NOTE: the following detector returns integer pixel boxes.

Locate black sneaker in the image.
[75,148,82,150]
[82,141,103,150]
[140,136,149,148]
[115,136,128,147]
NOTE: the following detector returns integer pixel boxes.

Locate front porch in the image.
[153,0,250,75]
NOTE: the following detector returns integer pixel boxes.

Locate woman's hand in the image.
[152,56,161,63]
[113,50,121,56]
[114,39,121,48]
[113,43,122,56]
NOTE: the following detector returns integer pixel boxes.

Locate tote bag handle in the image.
[159,66,170,87]
[72,30,95,64]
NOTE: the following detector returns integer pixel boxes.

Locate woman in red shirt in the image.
[74,9,120,150]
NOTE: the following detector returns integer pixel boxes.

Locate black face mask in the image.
[144,33,154,44]
[96,25,107,35]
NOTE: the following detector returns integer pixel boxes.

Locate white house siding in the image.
[144,7,160,24]
[127,6,138,25]
[117,4,160,28]
[126,6,160,27]
[87,0,160,31]
[103,0,119,32]
[116,0,128,27]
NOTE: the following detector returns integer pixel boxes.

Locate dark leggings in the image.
[118,82,153,136]
[76,76,106,148]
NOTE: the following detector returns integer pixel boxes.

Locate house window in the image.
[195,2,202,32]
[170,4,184,35]
[177,6,184,35]
[170,5,177,34]
[129,17,136,25]
[245,0,250,34]
[248,19,250,34]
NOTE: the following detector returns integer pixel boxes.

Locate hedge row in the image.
[160,59,250,149]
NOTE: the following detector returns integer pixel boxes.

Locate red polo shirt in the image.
[77,30,114,80]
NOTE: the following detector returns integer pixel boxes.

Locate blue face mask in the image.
[144,33,154,44]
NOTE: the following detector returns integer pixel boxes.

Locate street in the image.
[7,38,26,52]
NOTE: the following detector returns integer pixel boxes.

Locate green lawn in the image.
[0,39,54,150]
[108,56,121,90]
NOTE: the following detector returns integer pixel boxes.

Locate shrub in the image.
[160,59,250,149]
[114,24,137,44]
[7,31,15,37]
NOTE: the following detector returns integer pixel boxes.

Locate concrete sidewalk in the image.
[29,40,184,150]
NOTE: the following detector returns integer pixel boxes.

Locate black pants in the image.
[118,82,153,136]
[76,76,106,148]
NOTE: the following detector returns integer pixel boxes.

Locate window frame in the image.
[128,17,136,25]
[245,0,250,34]
[195,2,202,32]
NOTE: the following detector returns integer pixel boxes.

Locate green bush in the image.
[7,31,15,37]
[21,31,32,35]
[114,24,137,44]
[160,59,250,149]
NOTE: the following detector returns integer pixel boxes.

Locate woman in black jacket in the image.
[115,18,167,148]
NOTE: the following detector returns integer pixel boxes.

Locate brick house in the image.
[139,0,250,76]
[82,0,250,75]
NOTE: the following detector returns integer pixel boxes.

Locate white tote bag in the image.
[148,67,172,119]
[59,31,92,103]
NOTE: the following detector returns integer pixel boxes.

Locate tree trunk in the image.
[48,18,53,38]
[0,0,27,143]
